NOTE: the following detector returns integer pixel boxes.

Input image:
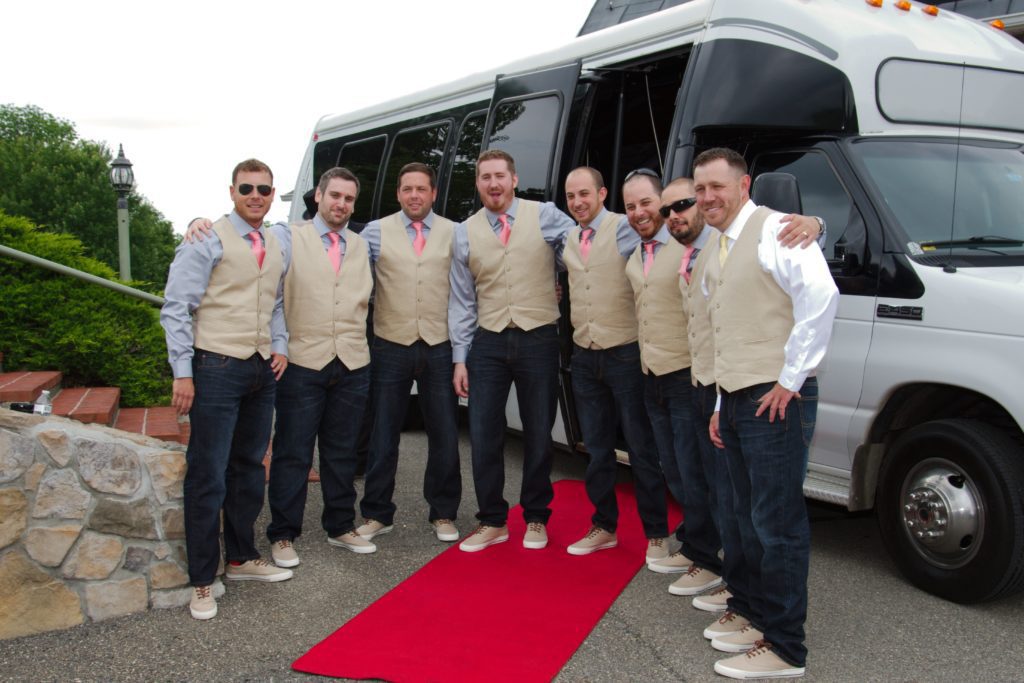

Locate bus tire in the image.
[876,418,1024,603]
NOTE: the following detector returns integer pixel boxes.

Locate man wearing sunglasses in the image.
[560,166,674,563]
[695,148,838,680]
[161,159,293,621]
[352,163,463,547]
[184,167,376,567]
[449,149,576,552]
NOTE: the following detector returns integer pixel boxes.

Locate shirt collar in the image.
[723,200,757,242]
[644,225,672,247]
[228,211,262,236]
[314,213,347,241]
[582,207,608,230]
[484,197,519,225]
[402,210,435,229]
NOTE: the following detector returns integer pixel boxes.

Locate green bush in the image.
[0,210,171,407]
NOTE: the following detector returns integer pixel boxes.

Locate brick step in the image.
[52,387,120,425]
[114,407,185,444]
[0,370,62,403]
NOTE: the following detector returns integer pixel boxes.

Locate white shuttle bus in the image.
[288,0,1024,603]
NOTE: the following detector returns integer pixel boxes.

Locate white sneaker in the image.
[645,537,670,564]
[354,519,394,540]
[329,531,378,554]
[271,539,300,568]
[714,641,806,679]
[523,522,548,549]
[432,519,460,542]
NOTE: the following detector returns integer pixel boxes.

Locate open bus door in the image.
[481,61,583,450]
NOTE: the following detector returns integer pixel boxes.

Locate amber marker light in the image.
[866,0,883,7]
[895,0,911,10]
[922,5,939,16]
[991,19,1006,30]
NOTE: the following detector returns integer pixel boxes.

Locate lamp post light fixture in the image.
[109,144,134,281]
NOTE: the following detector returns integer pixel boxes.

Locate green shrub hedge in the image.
[0,210,170,407]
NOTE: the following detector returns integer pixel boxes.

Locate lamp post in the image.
[109,144,134,281]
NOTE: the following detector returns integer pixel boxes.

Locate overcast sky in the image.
[2,0,595,235]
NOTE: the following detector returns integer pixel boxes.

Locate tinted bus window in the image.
[489,95,560,202]
[379,122,451,217]
[339,136,387,224]
[446,110,486,221]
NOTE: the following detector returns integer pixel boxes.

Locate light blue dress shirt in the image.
[447,198,576,363]
[161,211,288,379]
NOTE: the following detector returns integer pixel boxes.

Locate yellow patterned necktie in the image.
[718,232,730,267]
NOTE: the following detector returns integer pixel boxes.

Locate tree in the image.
[0,104,177,289]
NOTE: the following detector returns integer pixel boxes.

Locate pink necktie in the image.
[327,231,342,274]
[412,220,426,257]
[679,245,695,284]
[643,241,656,277]
[497,213,511,247]
[247,230,265,269]
[580,227,594,263]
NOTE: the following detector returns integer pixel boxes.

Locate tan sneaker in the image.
[459,525,510,552]
[711,624,764,653]
[567,526,618,555]
[225,558,294,582]
[648,550,692,574]
[669,565,723,596]
[523,521,548,549]
[271,539,300,568]
[189,584,217,620]
[703,610,750,640]
[693,586,731,612]
[645,537,669,564]
[432,519,459,542]
[329,531,378,554]
[355,519,394,540]
[714,641,805,679]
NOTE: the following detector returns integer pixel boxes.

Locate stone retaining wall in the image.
[0,408,209,640]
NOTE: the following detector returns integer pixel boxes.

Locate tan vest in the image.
[193,218,283,360]
[704,207,793,392]
[625,238,691,376]
[682,244,715,387]
[284,222,372,371]
[467,200,559,332]
[564,212,637,349]
[373,212,454,346]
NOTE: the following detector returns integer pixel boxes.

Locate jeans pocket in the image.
[196,351,230,369]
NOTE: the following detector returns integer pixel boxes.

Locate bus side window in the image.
[488,95,561,202]
[379,122,452,218]
[445,110,486,222]
[752,150,866,277]
[339,136,387,224]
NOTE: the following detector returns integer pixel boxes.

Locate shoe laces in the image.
[194,585,212,599]
[584,526,604,539]
[276,539,293,550]
[684,565,702,577]
[717,610,737,625]
[434,519,453,527]
[527,522,545,534]
[648,537,664,548]
[746,640,772,659]
[251,558,273,568]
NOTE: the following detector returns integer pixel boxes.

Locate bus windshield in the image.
[850,138,1024,261]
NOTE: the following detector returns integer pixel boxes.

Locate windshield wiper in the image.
[919,235,1024,249]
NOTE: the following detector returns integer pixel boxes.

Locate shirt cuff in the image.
[271,342,289,356]
[452,346,469,364]
[172,359,194,379]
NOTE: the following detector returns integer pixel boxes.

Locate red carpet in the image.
[293,479,681,682]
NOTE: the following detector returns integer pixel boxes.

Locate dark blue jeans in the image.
[645,367,722,572]
[571,342,667,537]
[694,381,752,617]
[266,357,369,541]
[467,325,559,526]
[720,378,818,668]
[361,338,461,525]
[184,351,275,587]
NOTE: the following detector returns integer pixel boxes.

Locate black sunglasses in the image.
[659,197,697,218]
[238,183,273,197]
[624,168,660,182]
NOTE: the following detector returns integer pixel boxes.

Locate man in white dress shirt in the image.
[697,148,838,680]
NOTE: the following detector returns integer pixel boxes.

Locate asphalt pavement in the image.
[2,427,1022,682]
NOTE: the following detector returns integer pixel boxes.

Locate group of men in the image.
[161,146,837,679]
